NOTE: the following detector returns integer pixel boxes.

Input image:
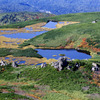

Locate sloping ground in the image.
[0,63,100,100]
[19,12,100,48]
[18,12,100,61]
[0,12,54,26]
[0,12,100,28]
[20,22,100,51]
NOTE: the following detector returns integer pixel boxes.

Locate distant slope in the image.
[20,12,100,53]
[0,0,100,14]
[0,12,100,28]
[0,12,54,26]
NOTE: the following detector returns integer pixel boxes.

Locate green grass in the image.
[0,12,100,28]
[0,93,30,100]
[0,60,100,99]
[18,12,100,62]
[42,90,89,100]
[0,48,42,58]
[19,22,100,48]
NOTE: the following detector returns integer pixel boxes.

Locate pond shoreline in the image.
[35,48,91,60]
[35,46,91,56]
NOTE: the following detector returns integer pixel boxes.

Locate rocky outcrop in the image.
[66,65,72,70]
[92,21,96,23]
[0,60,8,66]
[82,86,90,91]
[41,63,47,68]
[73,63,80,71]
[12,62,18,68]
[92,63,99,72]
[51,57,68,71]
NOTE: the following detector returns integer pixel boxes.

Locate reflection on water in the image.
[36,49,91,60]
[42,21,57,28]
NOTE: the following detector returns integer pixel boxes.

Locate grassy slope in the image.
[0,12,100,28]
[0,48,42,58]
[0,61,100,100]
[0,12,100,99]
[19,12,100,61]
[19,12,100,47]
[20,22,100,47]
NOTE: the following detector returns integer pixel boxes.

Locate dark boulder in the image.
[12,62,18,68]
[73,63,80,71]
[58,57,68,71]
[51,57,68,71]
[0,60,8,66]
[41,63,47,68]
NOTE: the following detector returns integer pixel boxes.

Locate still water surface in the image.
[36,49,91,60]
[0,31,46,39]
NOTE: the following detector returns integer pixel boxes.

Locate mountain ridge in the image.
[0,0,100,14]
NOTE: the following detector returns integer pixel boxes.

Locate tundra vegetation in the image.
[0,12,54,26]
[0,60,100,100]
[19,12,100,62]
[0,12,100,99]
[0,48,42,58]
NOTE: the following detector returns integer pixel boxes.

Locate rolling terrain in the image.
[0,12,54,26]
[0,12,100,100]
[19,12,100,60]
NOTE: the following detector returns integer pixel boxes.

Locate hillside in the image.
[0,0,100,14]
[0,12,100,99]
[0,12,54,26]
[19,12,100,53]
[0,61,100,100]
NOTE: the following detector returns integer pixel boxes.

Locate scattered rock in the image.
[92,21,96,23]
[51,57,68,71]
[0,60,8,66]
[66,65,72,70]
[92,63,99,72]
[17,72,22,79]
[73,63,80,71]
[82,86,90,91]
[58,57,68,71]
[12,62,18,68]
[92,63,97,67]
[53,62,59,69]
[87,93,100,100]
[41,63,47,68]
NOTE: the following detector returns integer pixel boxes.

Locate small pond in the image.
[42,21,57,28]
[16,60,26,65]
[59,22,64,24]
[0,30,17,32]
[5,57,10,60]
[0,31,47,39]
[36,49,91,60]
